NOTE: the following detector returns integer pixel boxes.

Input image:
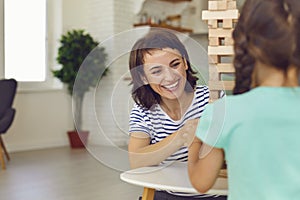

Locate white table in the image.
[120,162,228,200]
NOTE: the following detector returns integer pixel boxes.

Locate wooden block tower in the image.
[202,0,239,102]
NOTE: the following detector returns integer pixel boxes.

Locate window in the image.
[4,0,46,82]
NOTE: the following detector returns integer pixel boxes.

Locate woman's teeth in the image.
[163,81,179,89]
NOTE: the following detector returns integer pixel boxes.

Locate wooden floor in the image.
[0,147,142,200]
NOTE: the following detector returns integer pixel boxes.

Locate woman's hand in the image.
[178,118,199,147]
[128,118,201,169]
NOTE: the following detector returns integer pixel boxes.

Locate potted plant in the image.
[53,29,107,148]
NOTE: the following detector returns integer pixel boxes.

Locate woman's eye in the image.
[171,62,180,68]
[151,69,161,75]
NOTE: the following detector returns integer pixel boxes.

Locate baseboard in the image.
[6,141,68,153]
[6,137,128,153]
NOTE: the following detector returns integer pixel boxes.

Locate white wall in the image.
[82,0,136,146]
[5,90,74,151]
[62,0,89,33]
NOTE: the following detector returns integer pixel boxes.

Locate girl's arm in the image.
[188,137,224,193]
[128,119,198,169]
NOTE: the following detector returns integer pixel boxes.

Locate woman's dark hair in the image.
[129,28,198,109]
[232,0,300,94]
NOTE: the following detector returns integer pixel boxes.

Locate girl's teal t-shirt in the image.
[196,87,300,200]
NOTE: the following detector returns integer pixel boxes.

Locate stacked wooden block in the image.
[202,0,239,101]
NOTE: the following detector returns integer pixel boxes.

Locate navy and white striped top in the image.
[129,85,210,163]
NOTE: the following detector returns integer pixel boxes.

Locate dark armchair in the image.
[0,78,17,169]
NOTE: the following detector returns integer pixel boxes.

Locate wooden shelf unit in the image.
[159,0,191,2]
[133,22,193,33]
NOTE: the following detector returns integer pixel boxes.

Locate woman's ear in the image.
[183,58,188,70]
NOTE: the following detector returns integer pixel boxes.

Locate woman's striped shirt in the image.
[129,85,210,163]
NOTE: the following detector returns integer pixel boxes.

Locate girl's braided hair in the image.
[232,0,300,94]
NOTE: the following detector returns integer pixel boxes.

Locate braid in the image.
[288,0,300,70]
[232,23,255,95]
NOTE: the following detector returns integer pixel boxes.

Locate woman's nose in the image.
[163,67,177,81]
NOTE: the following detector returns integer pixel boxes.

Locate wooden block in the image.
[202,10,239,20]
[227,1,237,9]
[208,55,220,64]
[208,1,219,10]
[208,46,234,55]
[209,37,219,46]
[225,81,236,91]
[208,64,220,101]
[209,63,219,81]
[209,28,233,37]
[216,63,235,73]
[224,37,234,45]
[208,20,218,28]
[208,1,227,11]
[223,19,233,28]
[208,80,235,90]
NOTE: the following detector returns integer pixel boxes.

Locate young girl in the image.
[128,29,227,199]
[188,0,300,199]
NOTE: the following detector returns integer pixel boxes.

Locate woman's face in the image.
[142,48,188,100]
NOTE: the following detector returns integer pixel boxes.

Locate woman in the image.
[188,0,300,200]
[128,29,227,199]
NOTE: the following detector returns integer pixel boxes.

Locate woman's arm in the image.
[128,119,199,169]
[188,137,224,193]
[128,131,183,169]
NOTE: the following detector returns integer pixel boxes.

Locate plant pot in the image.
[67,130,89,148]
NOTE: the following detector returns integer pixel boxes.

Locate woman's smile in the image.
[161,80,180,91]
